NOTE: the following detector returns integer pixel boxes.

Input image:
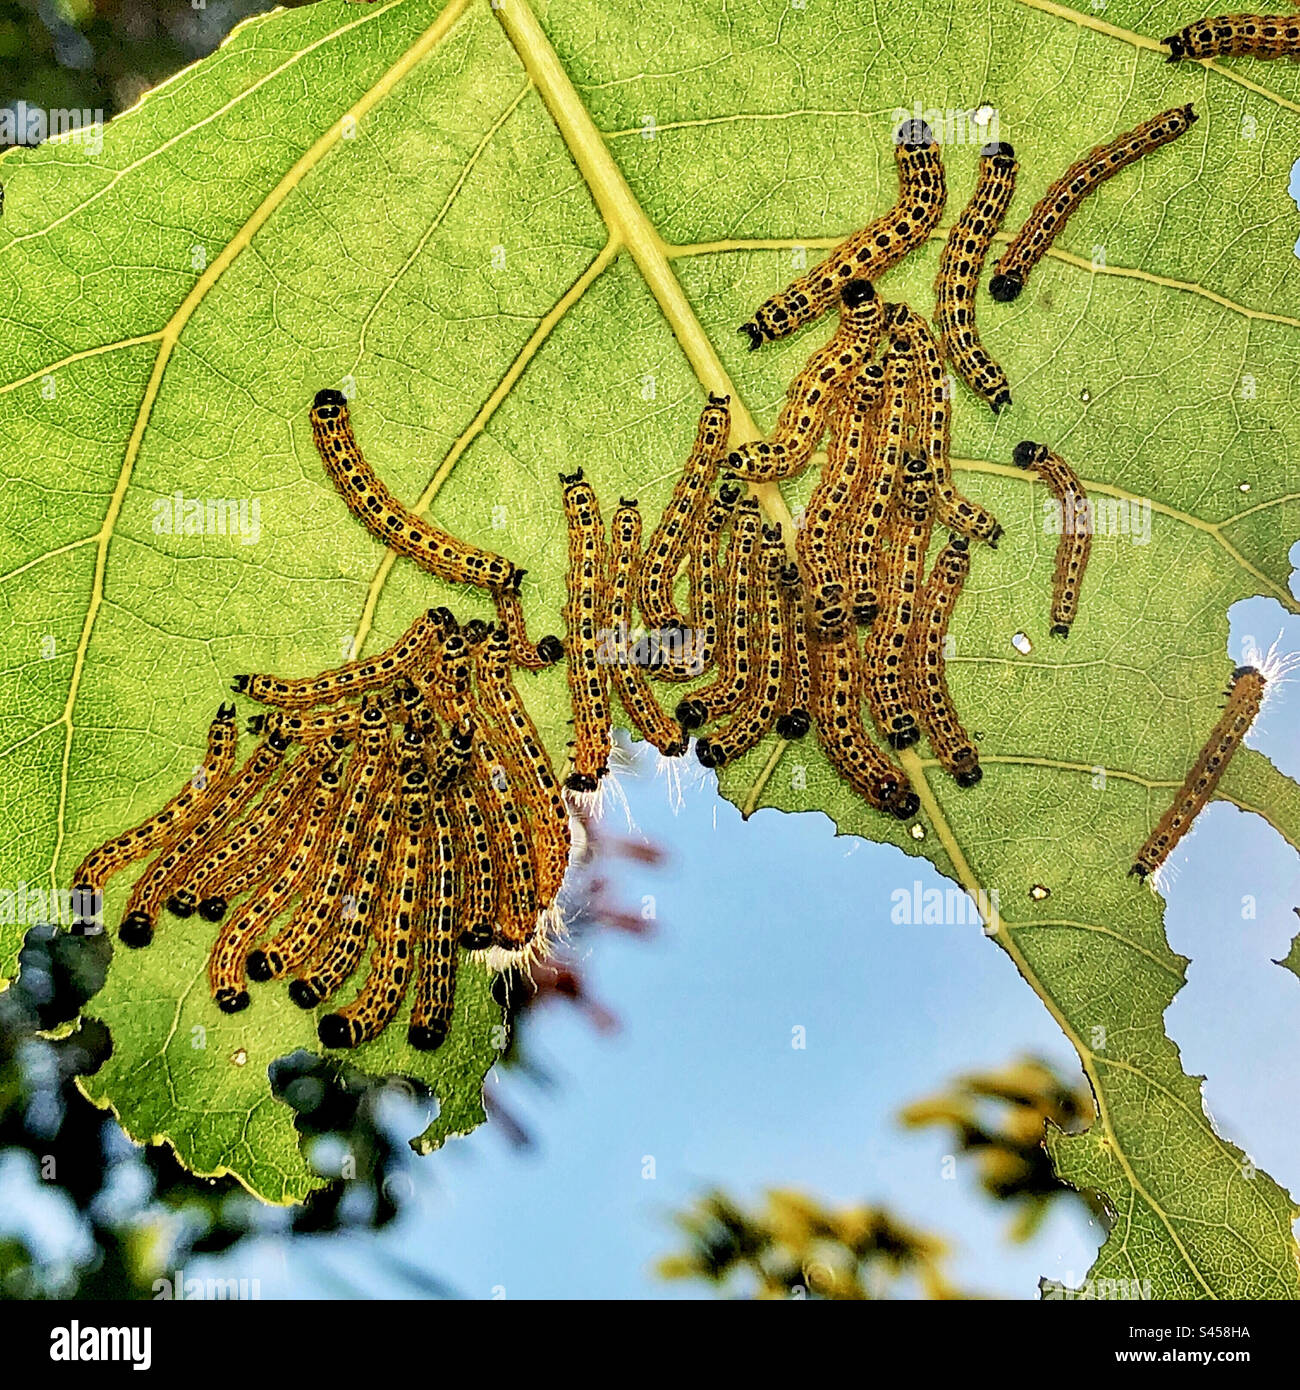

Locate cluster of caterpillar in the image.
[70,608,573,1054]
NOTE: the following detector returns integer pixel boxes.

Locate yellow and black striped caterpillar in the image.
[695,524,787,768]
[1164,13,1300,59]
[809,627,920,820]
[1130,665,1266,879]
[739,121,946,347]
[863,455,932,750]
[1013,441,1092,637]
[310,389,518,591]
[850,334,913,626]
[409,784,460,1051]
[888,303,1003,545]
[727,281,884,482]
[934,142,1018,412]
[639,394,731,638]
[560,468,612,792]
[233,609,447,710]
[797,364,886,638]
[989,106,1198,303]
[609,500,690,759]
[905,535,982,787]
[675,497,762,732]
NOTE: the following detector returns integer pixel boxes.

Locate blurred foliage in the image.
[0,921,439,1297]
[658,1189,967,1301]
[660,1055,1102,1299]
[899,1055,1105,1242]
[0,0,283,134]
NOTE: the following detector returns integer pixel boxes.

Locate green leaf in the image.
[1,0,1297,1291]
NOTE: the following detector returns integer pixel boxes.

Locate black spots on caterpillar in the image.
[1164,14,1300,60]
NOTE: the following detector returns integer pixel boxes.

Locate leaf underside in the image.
[0,0,1297,1288]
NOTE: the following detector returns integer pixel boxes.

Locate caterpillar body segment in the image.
[1164,13,1300,60]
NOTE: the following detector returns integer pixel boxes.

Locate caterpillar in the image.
[310,389,518,591]
[609,500,690,758]
[904,535,981,786]
[639,394,731,638]
[989,105,1198,303]
[560,469,612,792]
[650,481,740,684]
[889,303,1003,545]
[233,609,445,711]
[863,455,932,750]
[70,703,239,924]
[493,576,564,671]
[809,628,920,819]
[796,364,886,638]
[1130,665,1266,879]
[739,120,946,348]
[472,727,540,949]
[317,756,426,1048]
[245,701,392,981]
[208,755,347,1014]
[170,736,339,920]
[676,497,762,732]
[291,765,398,1009]
[409,786,459,1051]
[934,142,1018,413]
[118,729,291,948]
[850,332,914,626]
[426,718,475,792]
[450,778,497,951]
[696,525,787,768]
[472,627,571,904]
[409,624,473,726]
[775,563,812,739]
[726,281,885,483]
[1012,441,1092,637]
[1164,13,1300,59]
